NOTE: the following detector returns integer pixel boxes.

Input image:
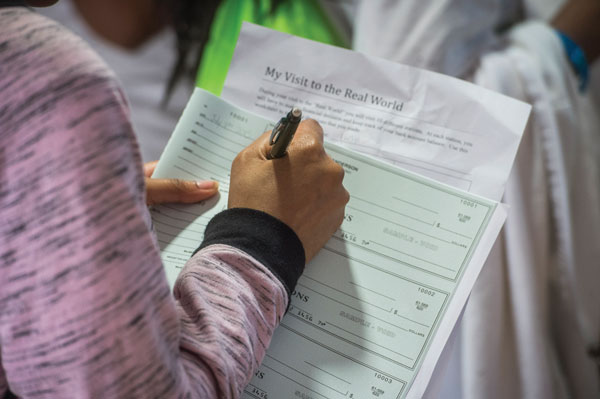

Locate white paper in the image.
[151,88,508,399]
[222,23,531,201]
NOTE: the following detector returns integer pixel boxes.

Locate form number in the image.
[374,372,393,384]
[460,199,478,208]
[418,287,435,296]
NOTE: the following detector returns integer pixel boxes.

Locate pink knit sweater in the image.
[0,7,304,398]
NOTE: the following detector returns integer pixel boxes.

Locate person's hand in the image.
[552,0,600,63]
[228,119,349,262]
[144,161,219,206]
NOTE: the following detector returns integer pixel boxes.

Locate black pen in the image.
[268,107,302,159]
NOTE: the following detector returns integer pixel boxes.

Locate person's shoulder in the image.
[0,6,134,157]
[0,8,143,225]
[0,7,127,113]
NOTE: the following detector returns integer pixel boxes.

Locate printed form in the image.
[223,23,531,201]
[151,89,509,399]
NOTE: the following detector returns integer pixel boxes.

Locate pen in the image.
[268,107,302,159]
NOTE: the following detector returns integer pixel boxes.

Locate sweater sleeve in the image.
[174,245,288,398]
[0,8,303,399]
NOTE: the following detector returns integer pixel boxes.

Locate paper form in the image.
[150,89,274,285]
[151,88,507,399]
[222,23,531,201]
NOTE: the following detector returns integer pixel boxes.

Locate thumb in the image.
[143,161,159,177]
[146,178,219,206]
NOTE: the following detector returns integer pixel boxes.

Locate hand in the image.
[552,0,600,63]
[228,120,349,262]
[144,161,219,206]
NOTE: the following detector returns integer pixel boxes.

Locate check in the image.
[151,88,506,399]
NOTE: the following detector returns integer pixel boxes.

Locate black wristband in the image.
[195,208,306,297]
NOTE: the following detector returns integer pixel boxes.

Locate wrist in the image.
[196,208,306,298]
[555,29,589,92]
[551,0,600,65]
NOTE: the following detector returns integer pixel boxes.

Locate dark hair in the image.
[162,0,285,106]
[161,0,219,106]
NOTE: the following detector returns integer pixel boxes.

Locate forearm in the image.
[173,208,305,397]
[551,0,600,64]
[175,245,288,397]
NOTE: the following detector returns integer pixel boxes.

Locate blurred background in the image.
[39,1,600,398]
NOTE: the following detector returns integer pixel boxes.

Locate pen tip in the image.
[291,107,302,118]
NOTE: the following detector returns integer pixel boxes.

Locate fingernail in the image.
[196,180,218,190]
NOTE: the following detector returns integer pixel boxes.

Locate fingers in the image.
[255,130,274,161]
[143,161,158,177]
[255,119,324,160]
[145,177,219,206]
[229,116,347,263]
[296,119,324,145]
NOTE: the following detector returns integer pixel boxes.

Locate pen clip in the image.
[269,116,287,145]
